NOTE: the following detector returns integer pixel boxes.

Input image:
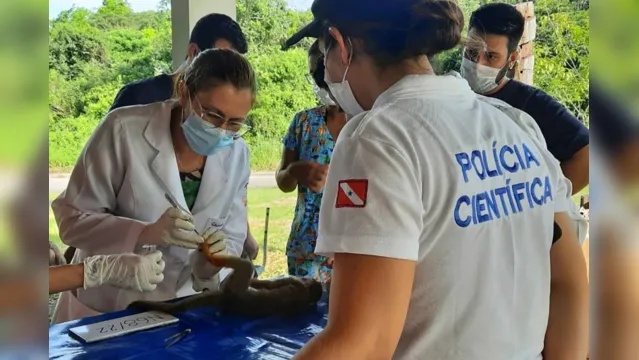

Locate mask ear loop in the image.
[496,51,515,84]
[342,37,354,82]
[184,92,195,124]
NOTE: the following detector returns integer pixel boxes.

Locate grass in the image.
[244,139,283,172]
[49,188,297,279]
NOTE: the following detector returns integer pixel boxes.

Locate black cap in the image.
[282,0,408,50]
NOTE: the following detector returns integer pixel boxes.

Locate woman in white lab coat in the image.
[51,48,256,323]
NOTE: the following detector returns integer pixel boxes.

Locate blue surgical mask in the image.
[181,111,234,156]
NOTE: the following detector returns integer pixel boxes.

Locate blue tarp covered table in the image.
[49,299,328,359]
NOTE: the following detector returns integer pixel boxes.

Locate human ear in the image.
[178,81,190,109]
[187,43,200,60]
[328,27,350,66]
[509,50,520,69]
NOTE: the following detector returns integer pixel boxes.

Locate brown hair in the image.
[179,48,257,99]
[323,0,464,66]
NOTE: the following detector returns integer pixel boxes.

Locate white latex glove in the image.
[201,228,227,255]
[138,207,203,249]
[49,241,66,266]
[191,229,227,291]
[83,250,165,292]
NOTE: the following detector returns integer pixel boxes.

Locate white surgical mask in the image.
[312,83,336,106]
[324,39,364,117]
[460,57,503,94]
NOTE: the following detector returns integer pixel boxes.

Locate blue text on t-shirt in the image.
[453,142,553,228]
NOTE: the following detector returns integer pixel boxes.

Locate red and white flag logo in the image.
[335,179,368,208]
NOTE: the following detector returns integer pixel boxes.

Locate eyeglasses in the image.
[193,98,252,139]
[200,111,252,139]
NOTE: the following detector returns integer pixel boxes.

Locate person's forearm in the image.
[560,146,589,194]
[561,163,589,195]
[543,283,589,359]
[276,166,297,193]
[294,327,391,360]
[592,233,639,360]
[49,264,85,294]
[294,330,365,360]
[0,274,41,312]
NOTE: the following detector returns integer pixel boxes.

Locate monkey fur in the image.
[127,255,323,317]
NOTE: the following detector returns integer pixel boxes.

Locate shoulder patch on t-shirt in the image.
[335,179,368,208]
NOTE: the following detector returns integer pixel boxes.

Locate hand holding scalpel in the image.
[164,193,200,235]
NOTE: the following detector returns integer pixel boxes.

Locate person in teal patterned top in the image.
[275,41,347,282]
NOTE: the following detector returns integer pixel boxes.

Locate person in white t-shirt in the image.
[282,0,589,359]
[471,88,590,246]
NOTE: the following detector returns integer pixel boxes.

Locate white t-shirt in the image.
[477,94,589,245]
[316,75,571,360]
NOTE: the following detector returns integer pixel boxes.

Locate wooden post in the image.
[510,1,536,85]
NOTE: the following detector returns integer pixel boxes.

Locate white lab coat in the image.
[51,100,249,323]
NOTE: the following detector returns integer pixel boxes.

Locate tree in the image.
[48,0,590,170]
[534,6,589,123]
[49,23,107,79]
[92,0,134,29]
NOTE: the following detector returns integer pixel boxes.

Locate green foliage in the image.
[48,22,107,78]
[589,0,639,112]
[49,115,100,169]
[534,8,589,124]
[49,0,589,171]
[433,0,590,124]
[49,0,318,171]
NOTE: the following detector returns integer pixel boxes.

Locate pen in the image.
[165,328,191,348]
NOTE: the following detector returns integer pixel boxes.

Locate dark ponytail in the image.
[321,0,464,67]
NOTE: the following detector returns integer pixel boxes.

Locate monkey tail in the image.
[127,291,224,315]
[208,254,254,295]
[206,254,250,269]
[127,300,177,315]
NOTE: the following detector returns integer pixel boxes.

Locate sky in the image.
[49,0,312,19]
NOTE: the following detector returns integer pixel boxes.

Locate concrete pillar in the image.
[171,0,236,71]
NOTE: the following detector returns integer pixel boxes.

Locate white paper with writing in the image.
[69,311,179,343]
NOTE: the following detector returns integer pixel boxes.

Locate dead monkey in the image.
[128,254,323,317]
